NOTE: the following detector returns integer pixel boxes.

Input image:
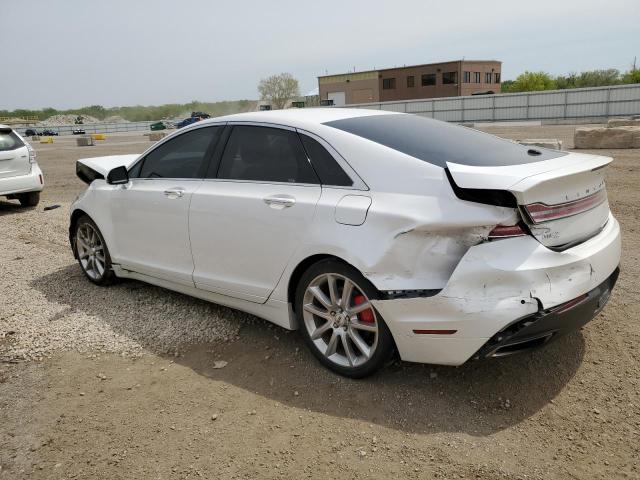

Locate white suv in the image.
[0,125,43,207]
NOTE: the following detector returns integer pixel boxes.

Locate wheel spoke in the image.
[325,330,339,357]
[77,236,89,250]
[350,320,377,332]
[95,252,105,263]
[327,275,339,306]
[341,334,357,366]
[349,300,373,315]
[95,258,105,275]
[311,320,333,340]
[340,279,353,309]
[303,303,332,321]
[309,286,332,310]
[348,329,371,359]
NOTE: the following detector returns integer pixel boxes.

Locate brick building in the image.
[318,60,501,106]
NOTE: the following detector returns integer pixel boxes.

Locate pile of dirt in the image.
[103,115,129,123]
[39,114,100,126]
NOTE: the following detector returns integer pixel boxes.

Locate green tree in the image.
[508,71,556,92]
[500,80,514,93]
[258,73,299,109]
[622,68,640,84]
[575,69,620,87]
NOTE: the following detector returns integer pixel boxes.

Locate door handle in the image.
[263,195,296,208]
[164,188,185,198]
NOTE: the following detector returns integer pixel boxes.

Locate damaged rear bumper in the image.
[475,266,619,358]
[371,213,621,365]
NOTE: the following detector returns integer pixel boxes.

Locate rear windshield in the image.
[324,114,566,167]
[0,130,24,152]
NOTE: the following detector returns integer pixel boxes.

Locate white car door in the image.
[110,125,223,286]
[189,124,322,303]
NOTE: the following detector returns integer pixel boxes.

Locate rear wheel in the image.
[295,260,394,378]
[74,215,115,285]
[17,191,40,207]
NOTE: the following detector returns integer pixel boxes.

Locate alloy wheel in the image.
[76,223,106,280]
[302,273,379,368]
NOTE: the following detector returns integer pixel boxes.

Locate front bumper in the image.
[0,164,44,196]
[372,214,621,365]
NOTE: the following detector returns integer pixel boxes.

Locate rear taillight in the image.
[27,144,37,164]
[488,224,527,240]
[524,189,607,224]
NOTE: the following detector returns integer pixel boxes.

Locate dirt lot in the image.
[1,126,638,479]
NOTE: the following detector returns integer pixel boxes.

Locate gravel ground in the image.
[0,127,639,479]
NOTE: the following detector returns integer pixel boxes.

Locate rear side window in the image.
[217,126,319,184]
[0,130,24,152]
[299,134,353,187]
[135,126,221,179]
[324,114,567,168]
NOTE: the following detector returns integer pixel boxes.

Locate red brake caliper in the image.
[353,294,374,323]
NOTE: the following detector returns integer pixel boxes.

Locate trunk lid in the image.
[0,128,30,179]
[447,151,612,248]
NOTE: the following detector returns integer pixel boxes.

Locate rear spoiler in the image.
[445,168,517,208]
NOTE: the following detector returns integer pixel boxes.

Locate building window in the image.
[442,72,458,84]
[382,78,396,90]
[485,72,492,83]
[463,71,471,83]
[421,73,436,86]
[494,72,501,83]
[473,72,481,83]
[407,75,415,88]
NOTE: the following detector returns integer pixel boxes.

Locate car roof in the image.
[0,124,13,131]
[199,107,399,130]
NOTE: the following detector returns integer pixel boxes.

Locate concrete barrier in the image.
[39,136,54,144]
[91,133,106,141]
[574,126,640,149]
[148,132,167,141]
[607,118,640,127]
[76,136,94,146]
[518,139,563,150]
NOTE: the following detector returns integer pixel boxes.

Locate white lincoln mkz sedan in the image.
[70,109,620,377]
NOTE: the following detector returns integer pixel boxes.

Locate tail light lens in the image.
[27,144,37,164]
[488,224,527,240]
[524,189,607,224]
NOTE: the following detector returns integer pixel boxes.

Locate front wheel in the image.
[295,260,395,378]
[74,215,116,285]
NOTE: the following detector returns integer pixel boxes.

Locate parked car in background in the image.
[68,109,620,377]
[191,111,211,119]
[24,128,37,137]
[150,121,167,131]
[40,129,59,136]
[174,117,201,129]
[0,124,44,207]
[72,128,86,135]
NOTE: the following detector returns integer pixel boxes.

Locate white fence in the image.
[345,84,640,123]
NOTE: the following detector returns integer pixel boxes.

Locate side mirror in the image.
[106,166,129,185]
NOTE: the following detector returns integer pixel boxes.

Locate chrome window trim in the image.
[295,127,368,191]
[128,122,228,177]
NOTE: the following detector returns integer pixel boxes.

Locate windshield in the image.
[324,114,566,167]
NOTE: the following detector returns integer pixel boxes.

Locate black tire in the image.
[74,215,116,286]
[17,191,40,207]
[295,259,395,378]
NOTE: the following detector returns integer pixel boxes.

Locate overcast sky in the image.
[1,0,638,110]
